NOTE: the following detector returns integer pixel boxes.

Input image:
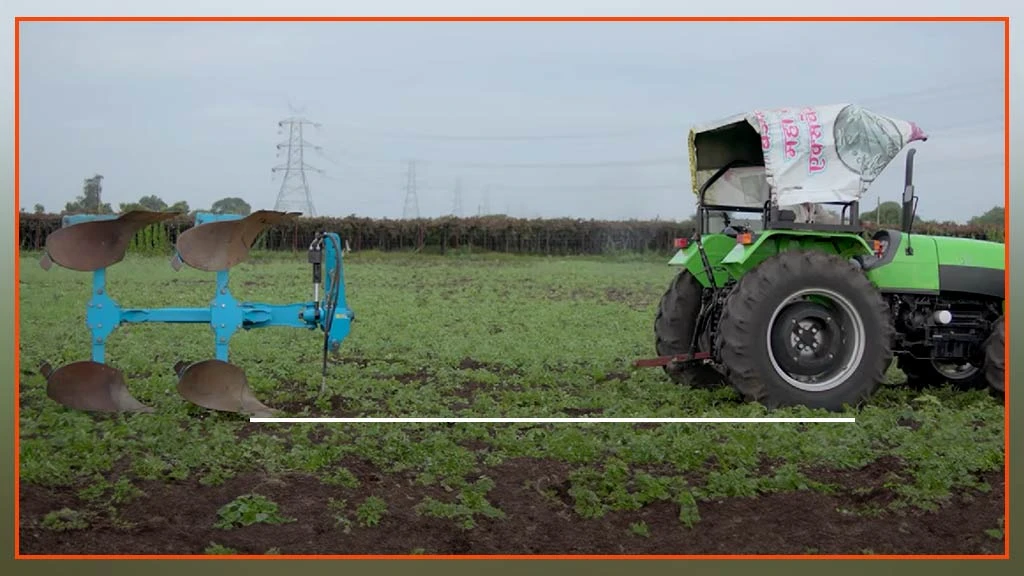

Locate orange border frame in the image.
[12,14,1011,561]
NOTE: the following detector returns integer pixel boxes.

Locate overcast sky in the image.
[17,19,1005,222]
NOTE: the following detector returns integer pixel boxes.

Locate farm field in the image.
[17,250,1006,556]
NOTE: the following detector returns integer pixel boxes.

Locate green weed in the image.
[204,543,237,555]
[414,477,505,529]
[213,494,295,530]
[41,508,90,531]
[629,521,650,538]
[355,496,388,527]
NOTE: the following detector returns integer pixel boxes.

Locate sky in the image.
[17,19,1006,222]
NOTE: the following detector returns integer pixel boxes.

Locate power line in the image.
[487,183,684,191]
[311,111,1001,175]
[331,121,672,141]
[857,75,1004,108]
[444,156,685,169]
[319,76,1003,144]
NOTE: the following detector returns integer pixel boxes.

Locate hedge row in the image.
[18,212,1005,256]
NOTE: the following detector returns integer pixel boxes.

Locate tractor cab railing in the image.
[694,161,863,238]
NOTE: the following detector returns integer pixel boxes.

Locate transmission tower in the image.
[272,116,323,216]
[402,160,420,219]
[451,177,463,216]
[478,186,491,216]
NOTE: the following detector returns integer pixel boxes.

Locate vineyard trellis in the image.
[18,213,1005,257]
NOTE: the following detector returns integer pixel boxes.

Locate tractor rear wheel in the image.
[983,315,1005,398]
[715,250,894,411]
[654,269,725,388]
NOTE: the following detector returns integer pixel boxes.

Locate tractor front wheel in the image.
[715,250,894,411]
[897,356,987,391]
[654,269,725,388]
[984,315,1005,399]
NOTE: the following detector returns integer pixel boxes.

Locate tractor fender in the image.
[862,231,940,295]
[668,234,736,288]
[719,230,872,275]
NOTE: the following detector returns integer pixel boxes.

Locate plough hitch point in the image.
[632,352,712,369]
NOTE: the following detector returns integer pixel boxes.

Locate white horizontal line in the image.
[249,417,856,423]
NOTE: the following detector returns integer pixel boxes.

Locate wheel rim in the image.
[932,361,980,381]
[765,288,866,392]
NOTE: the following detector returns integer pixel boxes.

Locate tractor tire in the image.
[897,356,988,392]
[654,269,725,388]
[714,250,894,411]
[983,315,1005,398]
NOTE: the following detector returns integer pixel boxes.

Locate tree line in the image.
[24,173,254,217]
[19,210,1004,257]
[19,174,1005,256]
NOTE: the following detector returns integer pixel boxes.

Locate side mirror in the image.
[901,149,917,235]
[903,148,916,204]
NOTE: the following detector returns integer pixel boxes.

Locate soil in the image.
[603,287,654,311]
[19,457,1005,556]
[457,357,523,376]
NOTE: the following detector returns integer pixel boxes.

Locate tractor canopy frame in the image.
[688,103,928,237]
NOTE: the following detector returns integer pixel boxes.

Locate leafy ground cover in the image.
[17,250,1006,555]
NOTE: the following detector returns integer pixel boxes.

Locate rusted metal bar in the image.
[632,352,711,368]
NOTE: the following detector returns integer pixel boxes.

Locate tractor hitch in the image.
[632,352,711,368]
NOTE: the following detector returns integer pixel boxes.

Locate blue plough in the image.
[37,209,353,417]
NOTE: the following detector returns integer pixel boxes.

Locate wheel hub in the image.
[771,302,842,377]
[932,360,980,381]
[766,289,866,392]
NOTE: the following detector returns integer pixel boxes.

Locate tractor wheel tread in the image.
[983,315,1005,397]
[653,269,724,388]
[714,250,893,411]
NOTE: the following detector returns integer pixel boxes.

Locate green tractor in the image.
[636,104,1005,411]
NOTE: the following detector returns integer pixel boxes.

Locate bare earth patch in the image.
[19,457,1004,556]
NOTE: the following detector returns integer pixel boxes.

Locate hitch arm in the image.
[632,352,712,368]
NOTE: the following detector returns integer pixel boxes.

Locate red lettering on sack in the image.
[803,107,826,173]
